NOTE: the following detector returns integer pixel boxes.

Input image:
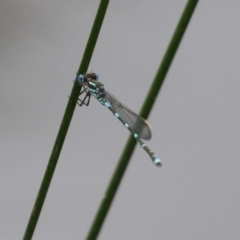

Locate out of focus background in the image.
[1,1,240,239]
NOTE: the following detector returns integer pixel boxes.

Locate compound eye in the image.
[77,74,85,84]
[95,73,99,80]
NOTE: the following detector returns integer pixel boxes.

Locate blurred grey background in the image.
[1,0,240,239]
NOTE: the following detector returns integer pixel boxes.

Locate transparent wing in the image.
[104,90,152,140]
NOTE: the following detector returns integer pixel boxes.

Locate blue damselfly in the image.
[77,73,161,166]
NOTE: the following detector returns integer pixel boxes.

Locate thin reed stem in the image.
[85,1,198,240]
[22,1,110,239]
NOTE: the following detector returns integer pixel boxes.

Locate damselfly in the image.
[77,73,161,166]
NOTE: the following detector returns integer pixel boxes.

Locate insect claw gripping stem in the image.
[77,85,91,106]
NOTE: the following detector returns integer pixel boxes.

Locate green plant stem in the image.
[85,1,198,240]
[22,1,109,240]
